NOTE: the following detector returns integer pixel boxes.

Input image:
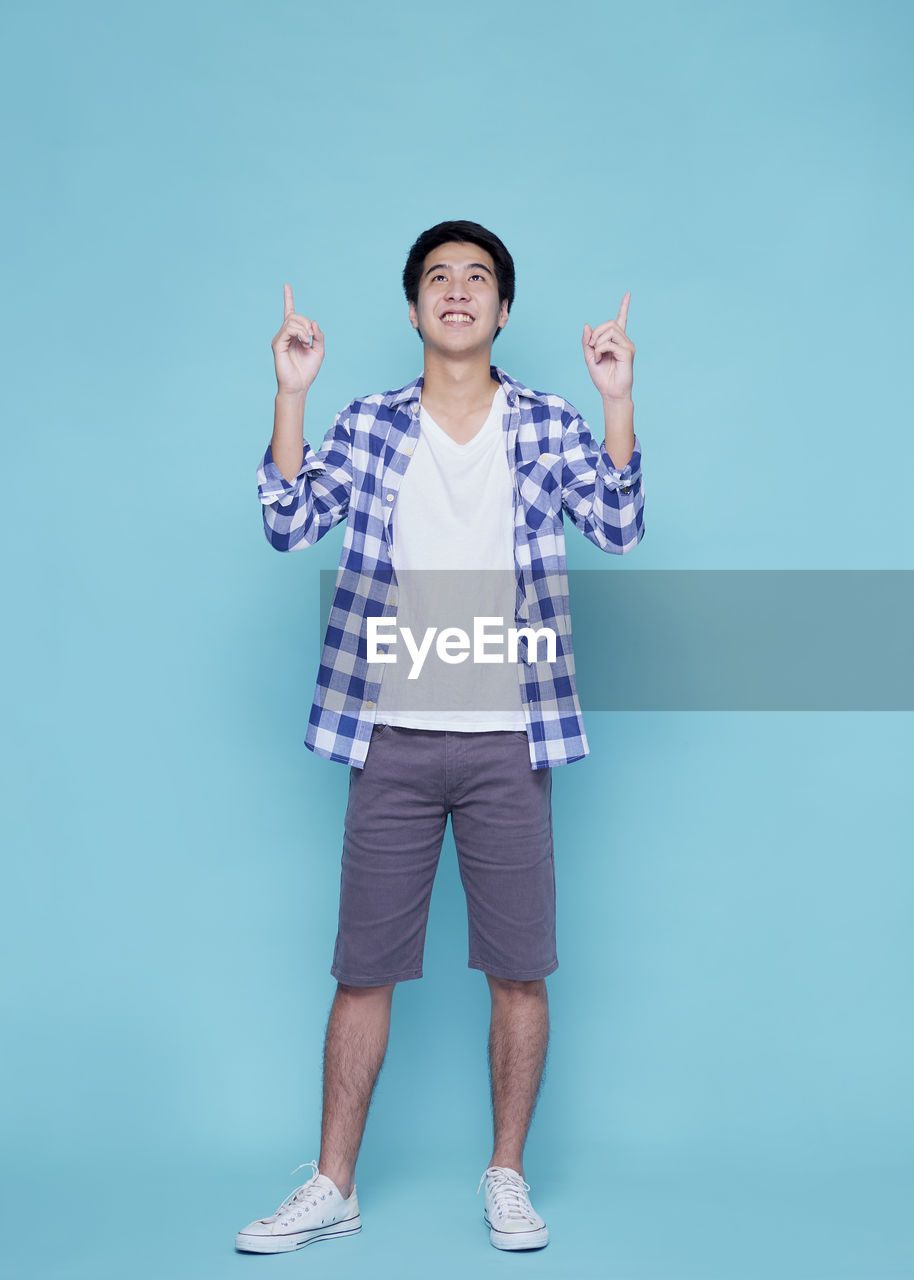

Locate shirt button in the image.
[621,485,631,494]
[386,493,394,502]
[366,700,375,708]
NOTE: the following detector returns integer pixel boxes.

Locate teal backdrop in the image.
[3,0,913,1277]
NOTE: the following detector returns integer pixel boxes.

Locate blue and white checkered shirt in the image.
[257,364,645,769]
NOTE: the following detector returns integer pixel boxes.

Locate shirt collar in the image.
[382,365,548,410]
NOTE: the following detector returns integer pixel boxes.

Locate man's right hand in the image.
[272,283,325,396]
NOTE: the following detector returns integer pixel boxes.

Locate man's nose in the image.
[445,280,470,300]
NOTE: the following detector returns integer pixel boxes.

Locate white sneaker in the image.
[476,1164,549,1250]
[235,1159,362,1254]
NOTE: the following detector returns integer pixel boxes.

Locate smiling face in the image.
[408,240,509,352]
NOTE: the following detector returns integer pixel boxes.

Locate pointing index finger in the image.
[284,283,294,319]
[616,291,631,330]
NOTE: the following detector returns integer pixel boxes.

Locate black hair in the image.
[402,220,515,344]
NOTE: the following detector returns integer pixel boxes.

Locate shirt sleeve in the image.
[559,407,645,554]
[257,404,353,551]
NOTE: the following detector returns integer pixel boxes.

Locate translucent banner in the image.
[317,570,914,711]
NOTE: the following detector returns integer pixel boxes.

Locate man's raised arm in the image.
[256,284,353,552]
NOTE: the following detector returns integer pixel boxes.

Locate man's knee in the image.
[336,980,396,999]
[485,973,547,999]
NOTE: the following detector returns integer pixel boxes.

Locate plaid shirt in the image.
[257,364,645,769]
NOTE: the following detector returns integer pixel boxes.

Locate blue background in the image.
[3,0,913,1276]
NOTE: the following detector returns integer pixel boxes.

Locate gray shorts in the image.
[331,724,558,986]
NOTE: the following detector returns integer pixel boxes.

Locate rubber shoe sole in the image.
[235,1212,362,1253]
[484,1213,549,1251]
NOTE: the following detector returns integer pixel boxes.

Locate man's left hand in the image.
[582,292,635,401]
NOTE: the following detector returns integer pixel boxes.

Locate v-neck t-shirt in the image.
[373,381,527,730]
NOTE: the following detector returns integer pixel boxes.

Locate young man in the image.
[235,221,645,1256]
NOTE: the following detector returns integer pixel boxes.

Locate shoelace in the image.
[476,1165,538,1224]
[264,1160,327,1221]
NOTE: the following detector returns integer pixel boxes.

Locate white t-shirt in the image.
[374,381,527,731]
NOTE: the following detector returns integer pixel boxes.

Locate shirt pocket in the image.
[515,452,562,527]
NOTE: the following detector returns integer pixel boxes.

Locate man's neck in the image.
[419,348,499,411]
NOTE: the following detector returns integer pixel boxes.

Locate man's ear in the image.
[408,300,419,330]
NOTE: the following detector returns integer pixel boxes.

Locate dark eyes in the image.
[432,273,486,282]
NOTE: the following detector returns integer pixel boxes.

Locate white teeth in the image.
[442,314,473,323]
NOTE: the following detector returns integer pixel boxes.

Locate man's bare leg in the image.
[485,975,550,1179]
[317,981,395,1198]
